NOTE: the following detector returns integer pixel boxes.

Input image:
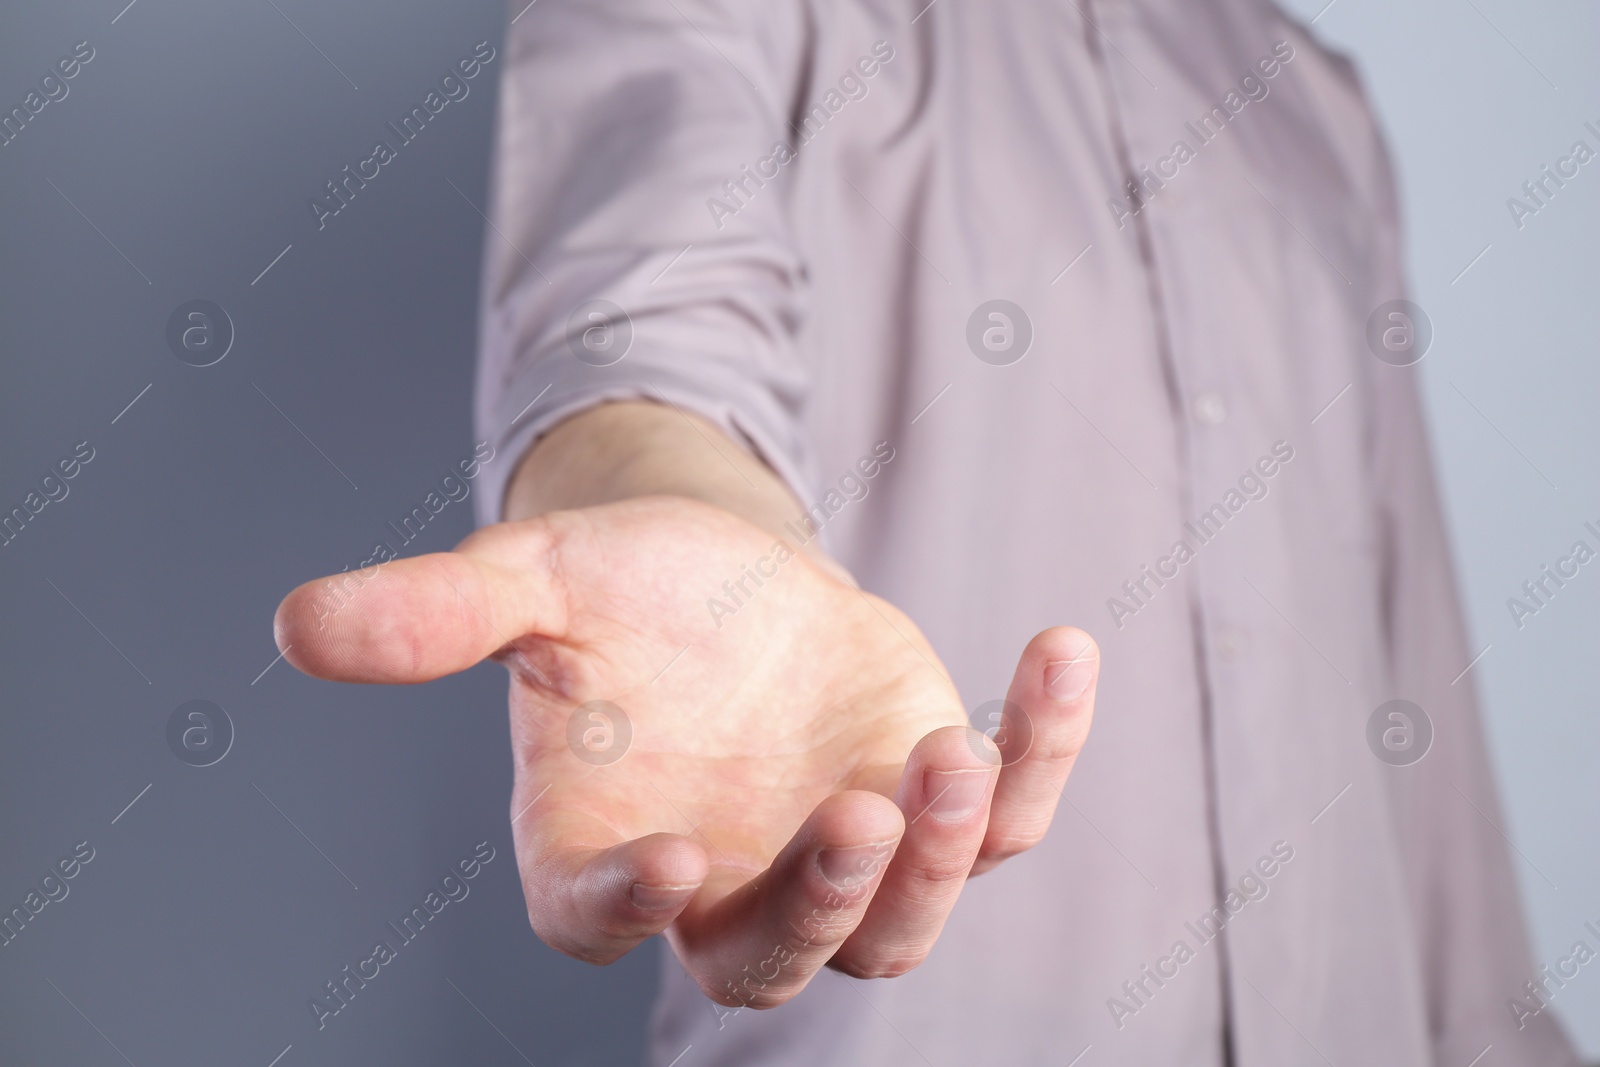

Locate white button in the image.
[1193,391,1227,425]
[1214,626,1246,658]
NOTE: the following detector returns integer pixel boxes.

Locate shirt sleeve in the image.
[472,0,819,526]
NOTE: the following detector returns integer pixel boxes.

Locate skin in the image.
[274,400,1098,1006]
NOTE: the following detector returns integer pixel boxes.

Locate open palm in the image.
[275,495,1098,1006]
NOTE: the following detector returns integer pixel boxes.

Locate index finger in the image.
[975,626,1098,871]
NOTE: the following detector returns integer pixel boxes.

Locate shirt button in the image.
[1214,626,1246,658]
[1193,391,1228,425]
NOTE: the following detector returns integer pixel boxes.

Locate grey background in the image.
[0,1,1593,1065]
[1286,0,1600,1056]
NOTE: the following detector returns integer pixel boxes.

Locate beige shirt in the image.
[476,0,1580,1063]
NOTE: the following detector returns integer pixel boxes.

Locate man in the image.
[275,0,1581,1063]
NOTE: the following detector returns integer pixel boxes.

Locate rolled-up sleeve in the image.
[473,0,817,525]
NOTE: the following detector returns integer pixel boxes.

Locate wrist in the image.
[502,402,839,575]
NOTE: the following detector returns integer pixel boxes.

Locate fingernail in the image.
[924,768,990,822]
[817,843,891,888]
[630,882,697,910]
[1045,648,1096,703]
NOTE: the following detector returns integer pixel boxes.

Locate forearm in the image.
[502,401,806,541]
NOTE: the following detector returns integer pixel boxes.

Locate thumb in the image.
[273,520,568,684]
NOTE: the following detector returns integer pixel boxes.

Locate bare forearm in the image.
[502,401,805,540]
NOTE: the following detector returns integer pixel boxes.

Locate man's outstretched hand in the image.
[274,493,1096,1008]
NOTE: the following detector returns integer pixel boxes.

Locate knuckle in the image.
[902,851,977,887]
[1030,716,1091,764]
[787,898,866,952]
[979,842,1026,864]
[693,970,797,1010]
[684,928,834,1010]
[832,950,927,980]
[981,825,1047,861]
[743,988,796,1010]
[966,855,1002,877]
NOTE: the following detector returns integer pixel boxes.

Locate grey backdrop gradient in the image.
[0,2,1594,1065]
